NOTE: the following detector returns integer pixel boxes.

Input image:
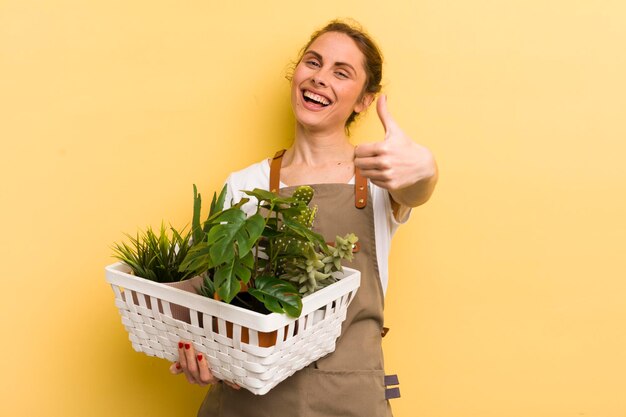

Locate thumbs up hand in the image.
[354,95,438,207]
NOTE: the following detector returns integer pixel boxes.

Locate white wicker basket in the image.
[105,262,360,395]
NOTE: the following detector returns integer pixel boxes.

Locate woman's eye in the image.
[306,60,320,67]
[336,71,349,79]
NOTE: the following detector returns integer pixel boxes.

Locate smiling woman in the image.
[170,19,438,417]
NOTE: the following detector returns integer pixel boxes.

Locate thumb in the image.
[376,94,399,137]
[170,362,183,375]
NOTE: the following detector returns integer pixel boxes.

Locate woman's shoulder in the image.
[226,158,270,191]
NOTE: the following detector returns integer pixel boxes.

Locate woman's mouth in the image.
[302,90,332,107]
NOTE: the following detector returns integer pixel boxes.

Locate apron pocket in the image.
[303,368,388,417]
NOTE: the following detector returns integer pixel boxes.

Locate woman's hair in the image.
[291,19,384,128]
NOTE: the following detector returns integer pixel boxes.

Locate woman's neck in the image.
[289,124,354,166]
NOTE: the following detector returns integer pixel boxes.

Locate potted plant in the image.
[111,222,203,323]
[106,184,361,394]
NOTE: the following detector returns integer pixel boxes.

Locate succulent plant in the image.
[280,233,358,295]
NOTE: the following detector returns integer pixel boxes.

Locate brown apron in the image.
[198,150,398,417]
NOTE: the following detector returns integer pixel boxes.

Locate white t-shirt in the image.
[223,159,410,296]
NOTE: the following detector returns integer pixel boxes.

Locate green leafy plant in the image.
[112,223,196,283]
[180,185,358,318]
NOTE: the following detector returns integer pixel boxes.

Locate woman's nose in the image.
[311,73,328,87]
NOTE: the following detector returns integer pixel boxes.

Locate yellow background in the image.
[1,0,625,416]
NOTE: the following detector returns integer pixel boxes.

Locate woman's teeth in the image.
[303,90,331,106]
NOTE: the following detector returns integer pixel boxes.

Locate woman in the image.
[170,20,438,416]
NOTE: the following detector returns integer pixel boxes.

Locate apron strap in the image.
[269,149,368,209]
[269,149,286,193]
[354,168,367,209]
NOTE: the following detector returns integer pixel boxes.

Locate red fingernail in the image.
[197,354,203,361]
[178,342,184,349]
[185,343,191,350]
[175,362,181,369]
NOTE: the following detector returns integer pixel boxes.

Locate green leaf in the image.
[233,260,251,284]
[243,188,296,206]
[192,184,204,245]
[179,242,213,274]
[203,184,228,236]
[214,262,237,302]
[200,273,216,298]
[243,188,279,202]
[248,275,303,317]
[210,184,228,216]
[240,250,255,269]
[277,205,308,219]
[282,217,328,249]
[203,196,249,234]
[244,213,265,250]
[206,210,245,264]
[207,210,264,265]
[214,253,254,303]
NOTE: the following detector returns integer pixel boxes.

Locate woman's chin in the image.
[293,111,346,134]
[295,118,333,133]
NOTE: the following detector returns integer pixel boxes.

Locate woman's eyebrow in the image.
[304,50,323,61]
[305,50,357,74]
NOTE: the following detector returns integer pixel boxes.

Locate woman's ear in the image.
[354,92,375,114]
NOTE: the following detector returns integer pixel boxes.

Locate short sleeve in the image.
[370,182,411,295]
[221,159,270,216]
[387,192,412,226]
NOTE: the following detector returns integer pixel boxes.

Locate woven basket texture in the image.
[105,263,360,395]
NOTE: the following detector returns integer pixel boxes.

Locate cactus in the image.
[287,186,317,228]
[274,186,318,260]
[291,185,314,205]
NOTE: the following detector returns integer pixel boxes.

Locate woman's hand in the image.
[354,95,438,209]
[169,341,241,390]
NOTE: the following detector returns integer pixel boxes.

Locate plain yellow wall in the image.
[2,0,625,416]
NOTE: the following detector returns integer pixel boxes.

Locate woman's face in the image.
[291,31,372,132]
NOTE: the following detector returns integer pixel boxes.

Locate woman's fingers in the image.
[169,361,183,375]
[174,340,240,389]
[354,155,391,171]
[355,141,386,159]
[182,342,199,377]
[195,353,219,385]
[178,341,196,384]
[175,340,221,386]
